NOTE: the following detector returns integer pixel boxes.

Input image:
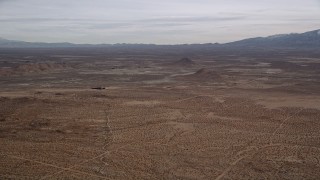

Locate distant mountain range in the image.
[225,29,320,48]
[0,29,319,48]
[0,37,93,48]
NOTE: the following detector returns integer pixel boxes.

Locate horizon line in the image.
[1,28,319,46]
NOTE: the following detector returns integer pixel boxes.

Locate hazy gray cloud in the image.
[0,0,319,44]
[140,16,246,23]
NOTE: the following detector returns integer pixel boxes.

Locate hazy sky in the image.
[0,0,319,44]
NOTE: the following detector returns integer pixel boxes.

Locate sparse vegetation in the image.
[0,48,320,179]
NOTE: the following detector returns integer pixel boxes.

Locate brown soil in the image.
[0,63,67,76]
[0,48,320,179]
[176,68,222,81]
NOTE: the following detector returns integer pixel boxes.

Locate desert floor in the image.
[1,49,320,179]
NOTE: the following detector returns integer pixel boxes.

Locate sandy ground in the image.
[1,50,320,179]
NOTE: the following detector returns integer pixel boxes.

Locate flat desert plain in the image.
[0,48,320,179]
